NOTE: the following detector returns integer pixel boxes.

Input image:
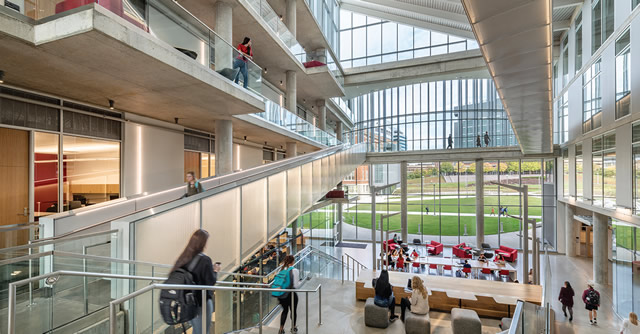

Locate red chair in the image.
[481,268,494,280]
[462,267,472,278]
[428,264,438,275]
[412,261,421,273]
[443,265,452,276]
[494,245,518,262]
[453,243,473,258]
[426,240,443,256]
[499,270,510,281]
[396,257,405,272]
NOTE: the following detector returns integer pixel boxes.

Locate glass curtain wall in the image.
[592,133,616,208]
[583,59,602,133]
[616,29,631,119]
[346,79,516,152]
[342,159,556,249]
[633,123,640,214]
[306,0,340,55]
[576,143,584,200]
[592,0,615,54]
[612,220,640,317]
[575,11,583,73]
[555,92,569,144]
[339,10,478,68]
[563,148,569,198]
[562,35,569,87]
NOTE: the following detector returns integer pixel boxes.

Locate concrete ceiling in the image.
[461,0,553,154]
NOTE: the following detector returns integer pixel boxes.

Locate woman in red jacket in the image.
[582,282,600,325]
[233,37,253,88]
[558,281,574,321]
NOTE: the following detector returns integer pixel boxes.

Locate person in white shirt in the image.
[400,276,429,322]
[621,312,639,334]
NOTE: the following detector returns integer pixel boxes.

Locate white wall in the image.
[233,143,263,171]
[123,122,184,196]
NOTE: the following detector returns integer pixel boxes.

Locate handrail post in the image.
[305,291,309,333]
[201,289,206,334]
[351,258,354,281]
[341,255,344,284]
[290,289,295,333]
[318,285,322,325]
[259,288,263,334]
[109,302,117,333]
[8,283,16,333]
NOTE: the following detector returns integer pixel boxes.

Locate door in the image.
[0,128,30,248]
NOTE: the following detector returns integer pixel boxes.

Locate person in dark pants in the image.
[582,282,600,325]
[400,276,429,321]
[374,270,398,322]
[476,135,482,147]
[278,255,301,334]
[233,37,253,88]
[559,281,575,321]
[447,133,453,149]
[484,131,491,147]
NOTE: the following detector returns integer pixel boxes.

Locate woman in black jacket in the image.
[172,229,220,334]
[373,270,398,322]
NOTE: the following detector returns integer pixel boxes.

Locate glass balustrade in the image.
[13,0,263,95]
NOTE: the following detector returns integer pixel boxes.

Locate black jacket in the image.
[185,254,217,306]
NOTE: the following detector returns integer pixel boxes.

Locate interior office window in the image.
[592,0,614,54]
[563,148,569,198]
[34,132,59,217]
[633,123,640,213]
[562,35,569,87]
[62,136,120,211]
[576,143,583,200]
[583,59,602,133]
[575,12,583,73]
[616,29,631,119]
[592,133,616,208]
[558,92,568,144]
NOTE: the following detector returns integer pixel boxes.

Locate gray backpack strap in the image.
[187,253,202,272]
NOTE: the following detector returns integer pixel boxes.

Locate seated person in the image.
[373,270,399,322]
[477,253,487,262]
[463,260,472,277]
[410,249,419,259]
[396,254,406,272]
[400,276,429,322]
[494,254,506,265]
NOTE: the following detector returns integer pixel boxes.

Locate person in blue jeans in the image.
[373,270,398,322]
[233,37,253,88]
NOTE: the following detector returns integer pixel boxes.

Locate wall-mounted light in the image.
[280,80,283,86]
[0,70,4,84]
[243,136,247,144]
[108,99,115,110]
[264,68,268,74]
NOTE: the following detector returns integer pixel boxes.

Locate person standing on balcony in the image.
[484,131,491,147]
[447,133,453,149]
[476,134,482,147]
[233,37,253,88]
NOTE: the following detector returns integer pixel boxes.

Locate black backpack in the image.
[586,289,599,305]
[159,254,202,326]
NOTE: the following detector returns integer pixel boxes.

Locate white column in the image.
[285,0,296,38]
[286,142,297,158]
[475,159,484,247]
[336,121,343,142]
[215,120,233,176]
[215,2,233,70]
[317,100,327,131]
[565,203,577,257]
[286,71,297,112]
[592,212,609,284]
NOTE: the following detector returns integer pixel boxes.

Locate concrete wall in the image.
[233,143,263,171]
[122,121,184,196]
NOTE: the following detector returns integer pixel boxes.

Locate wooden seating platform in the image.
[356,269,542,318]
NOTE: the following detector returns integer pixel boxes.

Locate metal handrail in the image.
[0,229,117,254]
[36,143,353,243]
[108,282,323,334]
[342,253,366,284]
[6,270,272,333]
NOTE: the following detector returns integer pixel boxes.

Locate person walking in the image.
[233,37,253,88]
[582,282,600,325]
[484,131,491,147]
[400,276,429,322]
[425,206,430,215]
[559,281,574,321]
[620,312,639,334]
[374,270,399,322]
[171,229,220,334]
[490,207,495,216]
[476,134,482,147]
[447,133,453,149]
[185,171,205,197]
[275,255,302,334]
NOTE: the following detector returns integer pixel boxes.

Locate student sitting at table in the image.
[400,276,429,322]
[410,249,419,259]
[396,254,406,272]
[463,260,472,278]
[478,253,487,262]
[494,254,506,265]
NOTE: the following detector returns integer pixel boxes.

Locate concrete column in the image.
[286,142,297,158]
[286,71,297,112]
[475,159,484,247]
[214,2,233,70]
[215,120,233,176]
[337,182,343,243]
[401,161,408,243]
[317,100,327,131]
[593,212,609,284]
[285,0,296,38]
[336,121,343,142]
[565,203,577,257]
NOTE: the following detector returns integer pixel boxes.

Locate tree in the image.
[440,162,455,174]
[498,162,508,173]
[506,161,519,173]
[468,163,476,174]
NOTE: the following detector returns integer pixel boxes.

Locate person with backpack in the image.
[185,171,205,197]
[161,229,219,334]
[558,281,574,321]
[582,282,600,325]
[373,270,399,322]
[272,255,302,334]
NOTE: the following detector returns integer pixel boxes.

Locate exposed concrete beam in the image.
[341,2,474,39]
[365,146,556,164]
[361,0,469,26]
[553,20,570,32]
[553,0,583,10]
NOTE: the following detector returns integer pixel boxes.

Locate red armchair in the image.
[382,239,400,253]
[494,245,518,262]
[426,240,443,256]
[453,242,472,258]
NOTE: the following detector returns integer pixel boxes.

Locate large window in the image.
[339,10,478,68]
[632,123,640,214]
[612,220,640,317]
[592,133,615,208]
[583,59,602,133]
[592,0,615,54]
[307,0,340,55]
[616,29,631,119]
[556,92,568,144]
[576,143,583,201]
[563,148,569,198]
[561,35,569,87]
[575,11,583,73]
[347,79,516,152]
